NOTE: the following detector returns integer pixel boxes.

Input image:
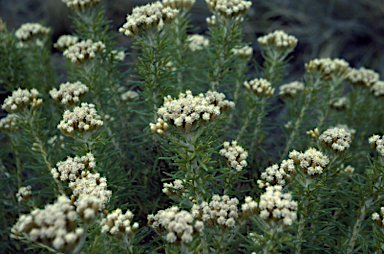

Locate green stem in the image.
[281,78,321,159]
[236,100,257,141]
[250,98,267,153]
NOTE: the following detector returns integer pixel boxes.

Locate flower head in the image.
[61,0,101,12]
[101,208,139,239]
[2,88,42,113]
[187,34,209,52]
[155,90,234,132]
[15,23,50,41]
[244,78,274,97]
[148,206,203,244]
[50,81,89,108]
[118,2,179,38]
[206,0,252,19]
[258,30,297,53]
[57,102,103,137]
[54,35,79,51]
[220,140,248,172]
[258,186,297,226]
[305,58,350,80]
[11,196,83,253]
[347,67,379,87]
[289,148,329,176]
[279,81,304,98]
[63,39,105,64]
[319,126,352,153]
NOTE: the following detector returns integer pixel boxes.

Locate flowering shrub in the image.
[1,0,384,253]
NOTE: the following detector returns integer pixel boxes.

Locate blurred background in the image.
[0,0,384,101]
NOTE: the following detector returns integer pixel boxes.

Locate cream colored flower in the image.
[206,0,252,19]
[156,90,234,132]
[347,67,379,87]
[319,127,352,153]
[244,78,274,97]
[162,0,195,10]
[305,58,350,80]
[16,186,32,203]
[119,2,179,38]
[15,23,50,41]
[258,186,297,226]
[101,208,139,239]
[57,102,103,137]
[258,30,297,53]
[0,114,18,132]
[220,140,248,172]
[50,81,89,108]
[148,206,203,244]
[54,35,79,51]
[231,45,253,59]
[61,0,101,12]
[1,88,42,113]
[63,39,105,64]
[188,34,209,51]
[289,148,329,176]
[279,81,304,98]
[11,196,83,253]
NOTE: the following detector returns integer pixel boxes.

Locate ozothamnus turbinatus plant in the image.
[1,0,384,253]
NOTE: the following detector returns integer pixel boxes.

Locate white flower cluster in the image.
[319,127,352,152]
[240,196,258,219]
[121,90,139,101]
[149,118,169,136]
[306,128,320,139]
[231,45,253,59]
[51,153,96,182]
[2,88,42,113]
[157,90,235,131]
[148,206,203,244]
[11,196,83,252]
[0,114,18,132]
[63,39,105,64]
[50,81,89,108]
[108,50,126,62]
[206,15,217,26]
[101,208,139,239]
[244,78,274,97]
[331,96,348,110]
[118,2,179,38]
[372,207,384,228]
[371,81,384,96]
[163,0,196,10]
[369,135,384,157]
[347,67,379,87]
[54,35,79,51]
[61,0,101,12]
[187,34,209,52]
[219,140,248,171]
[289,148,329,176]
[16,185,32,202]
[15,23,50,41]
[162,179,189,199]
[69,172,112,209]
[259,185,297,226]
[191,194,239,230]
[258,30,298,52]
[257,159,296,188]
[57,102,103,137]
[206,0,252,19]
[305,58,350,80]
[279,81,304,98]
[75,194,103,223]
